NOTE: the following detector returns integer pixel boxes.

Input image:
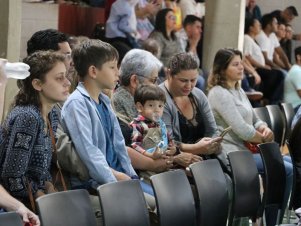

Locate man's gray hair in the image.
[119,49,163,86]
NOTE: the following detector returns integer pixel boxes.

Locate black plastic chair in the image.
[97,180,150,226]
[150,169,197,226]
[258,142,289,225]
[266,105,286,145]
[227,151,261,226]
[190,159,229,226]
[280,103,295,142]
[253,107,272,128]
[285,141,297,223]
[287,118,301,216]
[0,212,23,226]
[36,189,97,226]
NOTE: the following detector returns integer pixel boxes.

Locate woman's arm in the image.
[208,86,262,142]
[0,185,40,226]
[127,146,172,172]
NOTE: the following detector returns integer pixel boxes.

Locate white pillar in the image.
[202,0,246,72]
[0,0,22,121]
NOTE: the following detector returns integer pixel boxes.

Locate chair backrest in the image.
[258,142,286,226]
[280,103,295,141]
[253,107,272,129]
[36,189,97,226]
[228,151,261,223]
[288,119,301,210]
[286,141,297,212]
[258,142,286,206]
[150,169,197,226]
[0,212,23,226]
[190,159,229,226]
[97,180,150,226]
[266,105,286,145]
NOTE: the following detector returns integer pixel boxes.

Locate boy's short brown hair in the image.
[134,84,166,105]
[72,39,118,79]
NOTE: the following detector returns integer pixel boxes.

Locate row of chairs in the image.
[253,103,295,146]
[0,142,294,226]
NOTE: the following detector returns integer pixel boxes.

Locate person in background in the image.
[141,38,167,84]
[285,46,301,112]
[178,0,205,20]
[255,14,291,71]
[150,8,182,67]
[270,6,298,25]
[142,38,161,58]
[275,22,286,42]
[245,0,261,21]
[105,0,140,48]
[27,29,72,71]
[207,48,292,224]
[270,5,301,40]
[165,0,182,31]
[176,14,205,91]
[244,17,284,104]
[177,15,202,67]
[135,0,162,41]
[281,24,294,63]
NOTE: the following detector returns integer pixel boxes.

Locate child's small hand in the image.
[151,146,164,159]
[165,147,177,156]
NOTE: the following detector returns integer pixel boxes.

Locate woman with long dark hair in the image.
[150,8,182,67]
[0,51,70,205]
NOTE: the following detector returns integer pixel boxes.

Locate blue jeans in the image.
[140,180,154,196]
[72,178,154,196]
[253,154,293,224]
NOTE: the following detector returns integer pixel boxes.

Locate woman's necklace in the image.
[164,84,197,126]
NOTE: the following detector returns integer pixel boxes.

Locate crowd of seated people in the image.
[1,1,301,225]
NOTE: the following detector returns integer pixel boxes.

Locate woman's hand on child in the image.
[151,146,164,159]
[165,147,177,156]
[173,152,202,167]
[151,156,173,172]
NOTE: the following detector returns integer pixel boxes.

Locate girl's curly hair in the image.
[14,50,65,108]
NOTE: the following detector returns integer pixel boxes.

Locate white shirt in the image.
[255,31,280,61]
[243,34,265,66]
